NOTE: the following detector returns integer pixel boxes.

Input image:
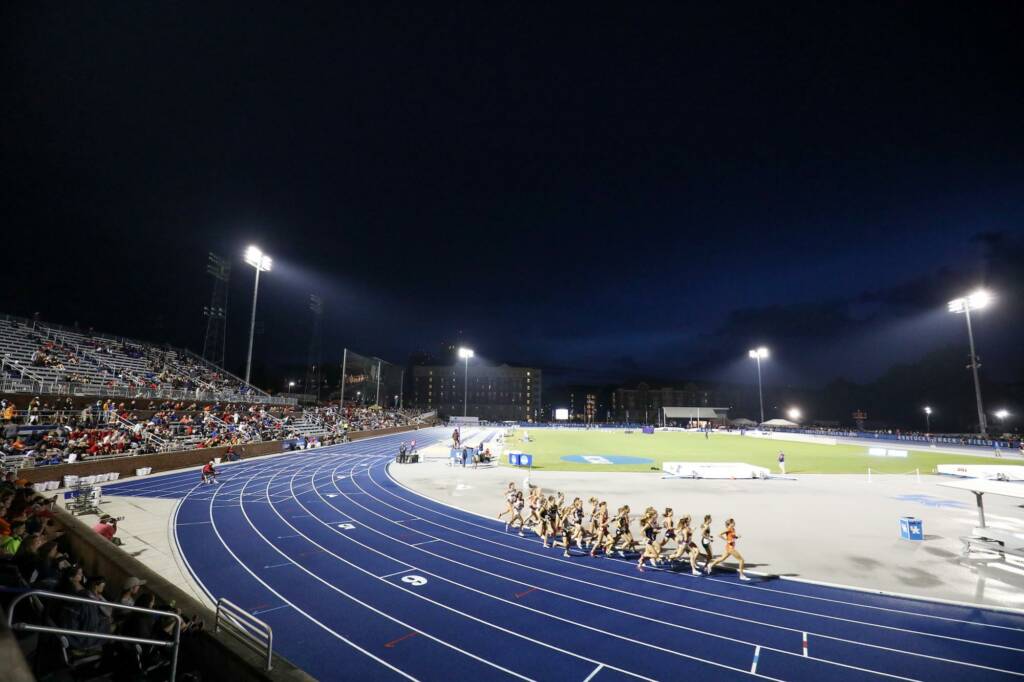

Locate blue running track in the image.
[100,428,1024,681]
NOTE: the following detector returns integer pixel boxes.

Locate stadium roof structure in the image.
[730,417,758,427]
[662,406,730,419]
[761,418,799,428]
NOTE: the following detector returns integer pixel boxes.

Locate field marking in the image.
[750,646,760,673]
[380,568,416,580]
[582,664,604,682]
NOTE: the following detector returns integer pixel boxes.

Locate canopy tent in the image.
[729,417,758,427]
[760,418,799,428]
[662,406,730,420]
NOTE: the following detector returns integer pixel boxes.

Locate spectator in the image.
[120,576,147,606]
[0,521,28,556]
[92,514,119,544]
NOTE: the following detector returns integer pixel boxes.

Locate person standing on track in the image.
[777,450,786,475]
[705,518,751,581]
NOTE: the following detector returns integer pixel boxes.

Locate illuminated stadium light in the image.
[995,409,1010,422]
[244,245,273,385]
[947,289,993,435]
[458,347,475,416]
[787,407,802,421]
[924,406,932,432]
[245,245,273,272]
[747,347,770,424]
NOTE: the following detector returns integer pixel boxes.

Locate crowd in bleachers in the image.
[293,404,421,434]
[0,472,202,677]
[2,315,274,404]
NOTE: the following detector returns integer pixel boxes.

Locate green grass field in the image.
[497,430,1016,474]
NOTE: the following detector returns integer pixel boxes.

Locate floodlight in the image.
[458,347,474,359]
[948,289,991,313]
[995,409,1010,420]
[748,347,769,359]
[924,406,932,415]
[787,408,801,420]
[245,245,272,271]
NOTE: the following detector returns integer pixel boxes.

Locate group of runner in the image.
[497,482,750,580]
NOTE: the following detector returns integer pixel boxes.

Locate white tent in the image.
[760,418,799,428]
[730,417,758,427]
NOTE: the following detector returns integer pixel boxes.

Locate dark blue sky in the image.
[3,3,1022,389]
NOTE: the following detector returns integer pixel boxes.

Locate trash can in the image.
[899,516,924,541]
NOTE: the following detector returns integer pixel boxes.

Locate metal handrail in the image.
[214,597,273,671]
[7,589,183,680]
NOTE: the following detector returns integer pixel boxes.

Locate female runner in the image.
[589,502,611,557]
[508,491,527,536]
[705,518,751,580]
[637,508,663,570]
[606,505,637,557]
[498,482,517,524]
[539,495,559,547]
[560,497,585,557]
[699,514,714,567]
[586,497,600,548]
[660,507,676,548]
[668,514,701,575]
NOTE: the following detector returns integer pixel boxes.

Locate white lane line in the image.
[358,467,1024,677]
[299,460,781,680]
[380,568,416,580]
[582,663,603,682]
[412,539,441,547]
[803,632,808,657]
[382,466,1024,632]
[236,451,536,682]
[336,462,921,680]
[176,521,213,526]
[377,465,1024,650]
[199,451,422,681]
[280,456,656,681]
[750,646,761,673]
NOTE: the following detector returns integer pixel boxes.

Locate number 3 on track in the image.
[401,575,427,586]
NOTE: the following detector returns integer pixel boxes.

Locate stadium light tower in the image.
[994,409,1010,432]
[924,406,932,433]
[243,246,272,386]
[787,407,801,421]
[458,347,474,417]
[747,347,769,424]
[948,289,992,436]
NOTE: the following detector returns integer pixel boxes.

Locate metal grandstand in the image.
[0,313,296,406]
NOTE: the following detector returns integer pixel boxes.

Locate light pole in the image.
[924,406,932,433]
[288,381,295,393]
[458,347,474,417]
[948,290,992,436]
[748,347,769,424]
[244,246,272,386]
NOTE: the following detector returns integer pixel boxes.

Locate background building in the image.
[413,364,542,421]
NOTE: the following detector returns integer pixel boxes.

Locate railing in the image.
[183,348,271,398]
[117,414,170,451]
[214,597,273,671]
[7,589,183,680]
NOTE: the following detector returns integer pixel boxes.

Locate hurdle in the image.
[867,467,921,484]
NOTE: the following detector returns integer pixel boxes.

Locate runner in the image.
[668,514,701,575]
[499,482,517,525]
[508,491,527,536]
[705,518,751,580]
[699,514,714,567]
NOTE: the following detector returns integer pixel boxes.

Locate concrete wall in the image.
[16,439,287,484]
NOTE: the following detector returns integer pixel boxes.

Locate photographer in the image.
[92,514,123,545]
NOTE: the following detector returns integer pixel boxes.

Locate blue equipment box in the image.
[899,516,923,541]
[508,453,533,467]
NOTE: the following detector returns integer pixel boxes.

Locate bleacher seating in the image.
[0,315,292,406]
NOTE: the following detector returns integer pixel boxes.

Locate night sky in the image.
[3,3,1023,394]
